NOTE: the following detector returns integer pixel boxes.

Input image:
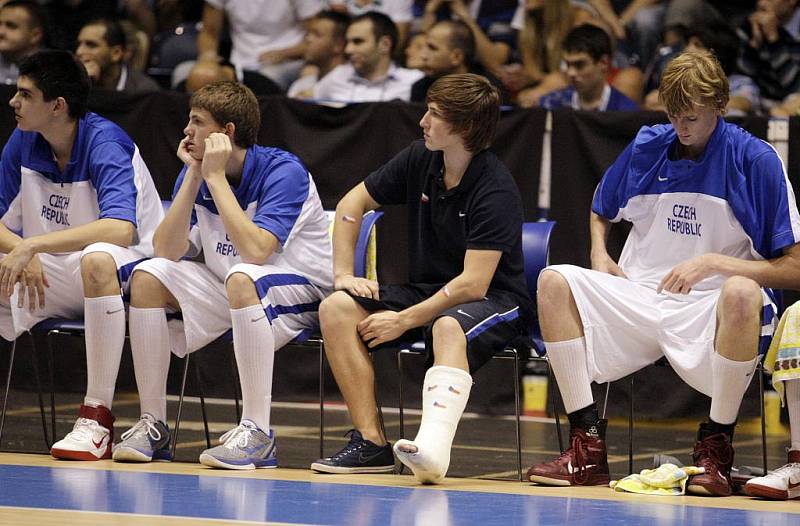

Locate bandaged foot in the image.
[394,365,472,484]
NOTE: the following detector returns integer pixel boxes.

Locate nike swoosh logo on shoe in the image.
[567,461,597,474]
[358,451,389,464]
[93,439,106,449]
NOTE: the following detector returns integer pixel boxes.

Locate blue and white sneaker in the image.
[112,413,172,463]
[198,420,277,470]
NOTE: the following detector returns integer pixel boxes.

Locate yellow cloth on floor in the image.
[764,302,800,405]
[609,464,704,495]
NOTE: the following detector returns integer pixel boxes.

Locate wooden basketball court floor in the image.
[0,394,799,525]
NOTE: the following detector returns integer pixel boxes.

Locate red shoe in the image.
[687,423,734,496]
[51,404,115,461]
[527,420,610,486]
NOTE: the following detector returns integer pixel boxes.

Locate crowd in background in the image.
[0,1,798,115]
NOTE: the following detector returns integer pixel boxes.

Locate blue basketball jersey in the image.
[592,118,800,291]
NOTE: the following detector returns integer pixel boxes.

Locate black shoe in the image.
[310,429,395,474]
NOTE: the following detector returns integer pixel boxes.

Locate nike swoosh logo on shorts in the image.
[457,309,474,320]
[106,308,123,315]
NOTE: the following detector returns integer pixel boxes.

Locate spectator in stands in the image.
[419,0,518,73]
[313,12,423,102]
[404,32,426,69]
[190,0,324,91]
[310,73,533,483]
[46,0,155,53]
[112,80,332,470]
[738,0,800,110]
[76,18,160,94]
[586,0,668,69]
[644,20,761,116]
[526,50,800,497]
[539,24,638,111]
[288,10,349,99]
[1,50,163,461]
[180,59,283,96]
[0,0,47,86]
[410,19,507,104]
[329,0,413,54]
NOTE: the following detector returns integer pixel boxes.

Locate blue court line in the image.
[0,464,797,526]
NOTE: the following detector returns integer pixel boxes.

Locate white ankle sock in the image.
[709,352,758,425]
[394,365,472,483]
[230,305,275,432]
[545,337,593,414]
[84,295,126,409]
[129,307,171,423]
[785,379,800,452]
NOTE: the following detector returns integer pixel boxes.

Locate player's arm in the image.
[589,211,627,277]
[332,182,380,298]
[357,249,502,348]
[659,243,800,293]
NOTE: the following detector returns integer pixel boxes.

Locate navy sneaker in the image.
[112,413,172,462]
[310,429,395,474]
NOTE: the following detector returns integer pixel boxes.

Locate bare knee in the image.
[80,252,120,297]
[225,272,259,309]
[319,291,362,331]
[431,316,465,349]
[718,276,762,326]
[537,270,573,311]
[130,270,171,308]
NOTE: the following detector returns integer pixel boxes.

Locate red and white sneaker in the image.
[526,420,610,486]
[745,450,800,500]
[51,404,115,461]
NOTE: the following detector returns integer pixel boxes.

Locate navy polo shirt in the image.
[364,139,534,321]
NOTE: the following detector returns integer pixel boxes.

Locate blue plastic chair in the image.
[395,221,560,481]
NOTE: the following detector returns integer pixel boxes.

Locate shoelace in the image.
[568,432,590,485]
[768,462,800,478]
[693,435,733,468]
[331,430,365,460]
[66,418,100,440]
[120,418,161,442]
[219,424,254,449]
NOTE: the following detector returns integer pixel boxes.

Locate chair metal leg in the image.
[546,361,564,453]
[193,358,211,449]
[318,341,325,459]
[397,350,406,440]
[628,375,634,475]
[759,363,767,475]
[29,335,50,450]
[512,349,522,482]
[171,355,191,459]
[0,340,17,447]
[230,350,241,423]
[47,332,57,446]
[602,382,611,419]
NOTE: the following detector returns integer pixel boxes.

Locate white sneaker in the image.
[746,451,800,500]
[51,404,115,461]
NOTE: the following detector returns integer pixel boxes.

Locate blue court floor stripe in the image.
[1,464,798,526]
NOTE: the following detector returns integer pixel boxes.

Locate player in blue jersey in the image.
[111,81,333,469]
[526,50,800,496]
[0,50,163,461]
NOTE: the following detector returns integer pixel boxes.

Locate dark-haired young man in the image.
[112,81,332,469]
[311,73,533,484]
[0,0,48,85]
[313,11,422,102]
[0,50,163,460]
[539,24,638,112]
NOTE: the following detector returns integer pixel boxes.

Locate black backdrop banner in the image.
[0,86,793,417]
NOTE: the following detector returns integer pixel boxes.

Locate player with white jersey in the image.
[526,50,800,496]
[112,80,332,469]
[0,50,163,461]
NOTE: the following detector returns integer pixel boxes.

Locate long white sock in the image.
[230,305,275,432]
[129,307,171,423]
[395,365,472,483]
[84,295,126,409]
[709,352,758,425]
[785,379,800,452]
[545,337,594,414]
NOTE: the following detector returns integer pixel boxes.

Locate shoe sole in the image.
[112,446,172,463]
[745,483,790,500]
[51,447,110,461]
[686,483,731,497]
[310,462,395,474]
[529,474,611,487]
[199,453,277,470]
